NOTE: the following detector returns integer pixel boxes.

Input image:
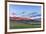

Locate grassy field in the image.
[10,20,41,29]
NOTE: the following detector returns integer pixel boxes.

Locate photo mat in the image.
[7,2,44,32]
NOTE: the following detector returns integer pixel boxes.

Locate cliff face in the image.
[10,17,32,20]
[10,16,41,22]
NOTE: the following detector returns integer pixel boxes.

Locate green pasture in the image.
[10,20,41,29]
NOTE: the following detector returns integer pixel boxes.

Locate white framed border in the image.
[7,2,43,32]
